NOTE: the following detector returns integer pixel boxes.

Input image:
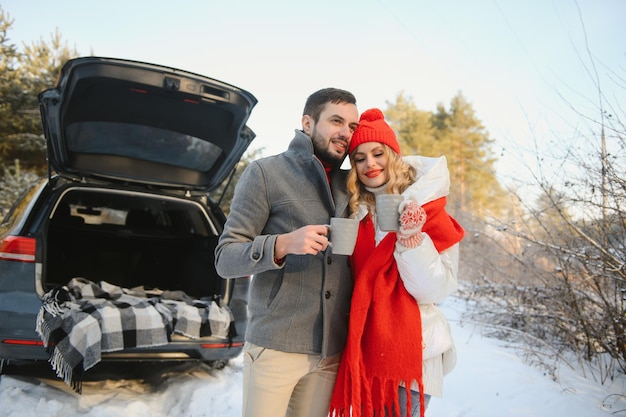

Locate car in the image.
[0,56,257,378]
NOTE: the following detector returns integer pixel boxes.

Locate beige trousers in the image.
[242,342,340,417]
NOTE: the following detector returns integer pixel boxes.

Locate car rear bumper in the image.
[101,335,245,362]
[0,334,245,364]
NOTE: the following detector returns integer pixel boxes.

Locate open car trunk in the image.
[44,186,226,301]
[0,57,252,382]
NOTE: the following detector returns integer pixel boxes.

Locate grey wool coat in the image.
[215,130,353,358]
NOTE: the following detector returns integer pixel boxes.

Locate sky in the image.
[0,297,623,416]
[3,0,625,183]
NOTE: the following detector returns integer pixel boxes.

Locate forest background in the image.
[0,2,624,396]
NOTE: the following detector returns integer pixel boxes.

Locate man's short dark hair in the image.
[303,88,357,123]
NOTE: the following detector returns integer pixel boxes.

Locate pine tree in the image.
[385,91,507,219]
[384,92,436,156]
[0,6,78,175]
[0,7,27,139]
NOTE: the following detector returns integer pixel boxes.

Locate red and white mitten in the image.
[396,200,427,248]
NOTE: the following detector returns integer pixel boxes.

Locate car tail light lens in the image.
[0,236,36,262]
[2,339,45,346]
[200,341,244,349]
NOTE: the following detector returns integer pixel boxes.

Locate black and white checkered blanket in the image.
[36,278,236,393]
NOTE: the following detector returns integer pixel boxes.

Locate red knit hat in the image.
[348,108,401,155]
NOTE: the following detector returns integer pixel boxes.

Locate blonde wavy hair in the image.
[346,144,417,217]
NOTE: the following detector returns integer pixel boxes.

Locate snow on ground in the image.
[0,297,624,417]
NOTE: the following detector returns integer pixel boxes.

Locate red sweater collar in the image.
[321,160,333,183]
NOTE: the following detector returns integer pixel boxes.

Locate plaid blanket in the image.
[159,291,235,340]
[36,278,236,393]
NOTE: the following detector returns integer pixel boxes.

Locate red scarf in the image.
[330,197,464,417]
[420,197,465,253]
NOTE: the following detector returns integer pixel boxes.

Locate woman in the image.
[329,108,465,417]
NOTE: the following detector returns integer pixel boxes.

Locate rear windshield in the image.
[66,121,222,172]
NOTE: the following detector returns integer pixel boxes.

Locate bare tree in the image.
[460,11,625,384]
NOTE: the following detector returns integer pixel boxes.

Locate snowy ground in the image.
[0,297,624,417]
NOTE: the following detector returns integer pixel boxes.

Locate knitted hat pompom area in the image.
[360,107,385,123]
[348,108,401,155]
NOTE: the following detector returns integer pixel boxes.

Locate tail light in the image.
[2,339,45,346]
[0,236,36,262]
[200,342,243,349]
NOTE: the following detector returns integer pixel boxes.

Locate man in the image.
[215,88,359,417]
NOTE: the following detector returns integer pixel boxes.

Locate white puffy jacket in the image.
[354,155,459,397]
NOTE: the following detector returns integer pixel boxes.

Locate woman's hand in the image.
[396,200,426,248]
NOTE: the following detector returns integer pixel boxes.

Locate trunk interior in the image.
[45,187,224,301]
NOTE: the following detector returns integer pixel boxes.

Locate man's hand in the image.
[275,225,330,259]
[396,200,426,248]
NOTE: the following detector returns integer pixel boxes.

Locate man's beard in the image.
[311,130,346,166]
